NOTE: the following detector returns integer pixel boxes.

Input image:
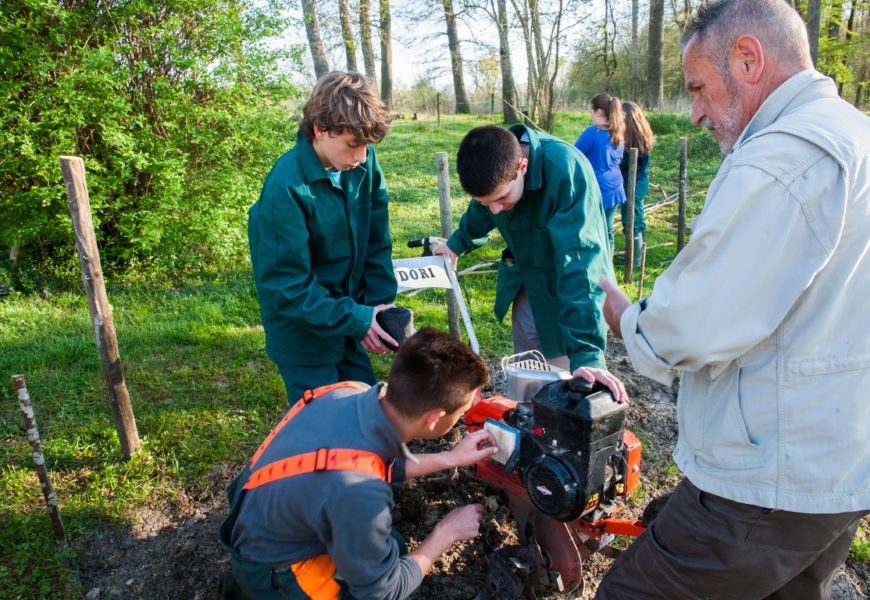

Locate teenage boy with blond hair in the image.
[249,72,398,401]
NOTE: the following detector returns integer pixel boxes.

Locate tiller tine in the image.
[474,546,536,600]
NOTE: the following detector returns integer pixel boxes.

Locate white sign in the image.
[392,254,480,354]
[393,256,453,292]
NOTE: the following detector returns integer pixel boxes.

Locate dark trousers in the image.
[276,337,375,403]
[595,478,866,600]
[604,206,618,254]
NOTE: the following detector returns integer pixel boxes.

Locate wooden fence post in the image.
[624,148,638,283]
[677,137,688,252]
[490,92,495,115]
[636,242,647,302]
[436,152,462,341]
[12,375,67,547]
[59,156,140,459]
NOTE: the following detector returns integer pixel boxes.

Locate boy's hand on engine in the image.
[448,429,498,467]
[572,366,629,404]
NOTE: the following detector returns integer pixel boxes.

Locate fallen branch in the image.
[458,261,497,276]
[502,99,543,132]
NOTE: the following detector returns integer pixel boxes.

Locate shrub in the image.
[0,0,302,289]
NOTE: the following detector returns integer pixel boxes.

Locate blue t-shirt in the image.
[575,126,626,210]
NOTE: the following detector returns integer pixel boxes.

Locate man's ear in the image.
[732,35,765,84]
[518,157,529,175]
[423,409,447,433]
[312,123,326,140]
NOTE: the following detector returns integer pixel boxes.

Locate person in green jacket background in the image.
[434,125,627,401]
[248,72,398,402]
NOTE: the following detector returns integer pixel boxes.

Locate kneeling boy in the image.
[219,328,497,599]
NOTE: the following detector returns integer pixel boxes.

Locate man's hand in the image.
[599,278,632,339]
[446,429,498,468]
[572,366,629,404]
[409,504,485,574]
[432,238,459,270]
[435,504,485,543]
[361,304,397,353]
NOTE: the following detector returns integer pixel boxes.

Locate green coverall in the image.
[446,124,613,370]
[248,130,396,400]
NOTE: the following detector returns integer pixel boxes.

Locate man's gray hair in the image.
[681,0,812,72]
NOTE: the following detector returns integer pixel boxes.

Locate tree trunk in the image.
[826,0,845,85]
[495,0,520,123]
[442,0,471,113]
[539,0,563,131]
[517,0,537,120]
[631,0,639,102]
[602,0,616,88]
[530,0,546,120]
[339,0,358,72]
[359,0,378,85]
[379,0,393,110]
[841,0,857,97]
[301,0,329,79]
[807,0,822,66]
[646,0,665,110]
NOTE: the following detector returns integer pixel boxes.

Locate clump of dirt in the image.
[74,339,868,599]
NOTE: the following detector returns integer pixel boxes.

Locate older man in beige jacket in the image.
[595,1,870,599]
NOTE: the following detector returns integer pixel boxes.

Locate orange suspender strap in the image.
[239,383,379,599]
[243,447,389,490]
[249,381,369,469]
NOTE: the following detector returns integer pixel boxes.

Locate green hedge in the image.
[0,0,301,289]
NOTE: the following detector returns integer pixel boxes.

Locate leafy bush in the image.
[646,112,695,136]
[0,0,302,289]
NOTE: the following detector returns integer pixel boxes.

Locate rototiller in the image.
[464,353,648,599]
[392,242,652,597]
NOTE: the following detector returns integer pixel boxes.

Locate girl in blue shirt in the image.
[575,93,626,252]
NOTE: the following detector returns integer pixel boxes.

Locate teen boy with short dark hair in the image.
[219,328,498,599]
[434,124,626,401]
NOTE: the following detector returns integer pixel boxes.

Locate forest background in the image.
[1,0,868,597]
[1,0,867,284]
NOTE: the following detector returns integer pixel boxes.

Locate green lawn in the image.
[1,112,725,597]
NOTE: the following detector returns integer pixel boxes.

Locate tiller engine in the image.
[465,353,646,598]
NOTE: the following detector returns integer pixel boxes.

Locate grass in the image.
[5,112,859,597]
[1,278,280,597]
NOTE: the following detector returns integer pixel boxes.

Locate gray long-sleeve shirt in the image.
[230,384,423,599]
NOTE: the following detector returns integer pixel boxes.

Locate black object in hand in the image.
[376,307,415,351]
[407,238,433,256]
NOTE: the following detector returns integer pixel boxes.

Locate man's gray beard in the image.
[716,72,745,155]
[702,101,743,155]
